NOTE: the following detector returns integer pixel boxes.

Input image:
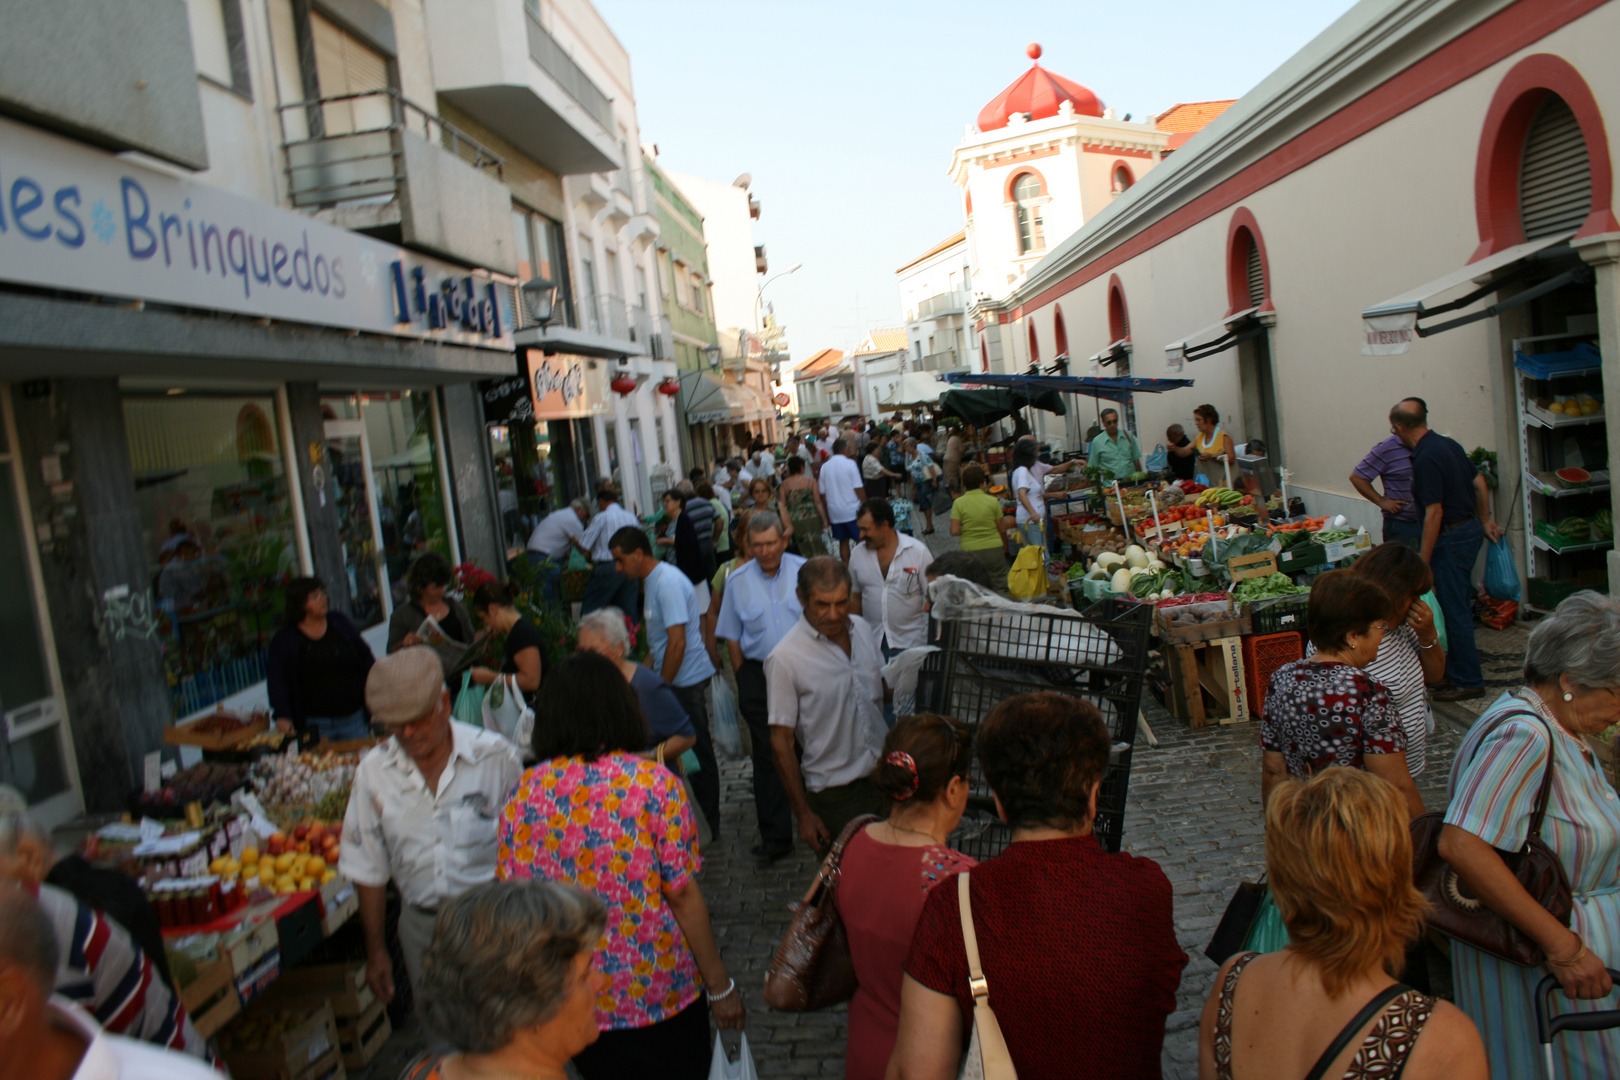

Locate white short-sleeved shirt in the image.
[526,507,583,560]
[339,722,522,909]
[51,998,220,1080]
[578,502,641,562]
[819,454,866,524]
[765,615,886,792]
[1013,462,1054,523]
[848,533,934,650]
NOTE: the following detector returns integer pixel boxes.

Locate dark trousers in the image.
[736,659,793,846]
[581,560,639,617]
[1431,517,1485,689]
[672,680,721,836]
[1382,516,1424,548]
[805,778,882,855]
[573,995,711,1080]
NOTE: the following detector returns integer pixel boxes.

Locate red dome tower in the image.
[976,43,1104,132]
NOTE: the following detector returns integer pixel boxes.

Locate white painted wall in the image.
[665,169,761,336]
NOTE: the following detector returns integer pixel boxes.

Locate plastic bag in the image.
[931,486,952,514]
[1418,589,1447,653]
[1007,541,1047,599]
[1484,536,1522,602]
[882,645,940,720]
[707,1033,758,1080]
[452,670,486,727]
[481,675,534,751]
[710,673,743,759]
[1145,442,1169,474]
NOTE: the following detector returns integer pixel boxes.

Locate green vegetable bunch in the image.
[1233,573,1308,603]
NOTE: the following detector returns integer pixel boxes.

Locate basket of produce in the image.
[1070,546,1180,602]
[130,762,248,816]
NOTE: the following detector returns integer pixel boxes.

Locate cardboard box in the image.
[176,957,241,1039]
[262,962,376,1019]
[222,909,281,1003]
[318,875,358,936]
[1277,542,1327,572]
[164,713,268,751]
[1322,532,1373,563]
[336,998,391,1070]
[221,1004,341,1080]
[276,894,324,971]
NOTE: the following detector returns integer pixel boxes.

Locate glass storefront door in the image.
[322,417,388,626]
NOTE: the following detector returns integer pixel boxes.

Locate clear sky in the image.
[596,0,1355,367]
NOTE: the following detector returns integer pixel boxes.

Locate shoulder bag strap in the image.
[959,872,1019,1080]
[795,813,879,907]
[1523,712,1559,845]
[1302,983,1413,1080]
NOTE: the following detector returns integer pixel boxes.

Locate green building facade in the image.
[645,153,720,467]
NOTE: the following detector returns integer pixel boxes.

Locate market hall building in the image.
[975,0,1620,606]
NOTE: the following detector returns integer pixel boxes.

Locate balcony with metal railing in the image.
[278,90,517,274]
[918,349,965,372]
[512,290,668,360]
[914,290,968,320]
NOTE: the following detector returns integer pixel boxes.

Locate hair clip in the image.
[885,750,920,799]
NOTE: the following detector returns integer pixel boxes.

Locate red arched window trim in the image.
[1004,166,1049,203]
[1110,160,1135,192]
[1225,208,1273,316]
[1027,322,1040,366]
[1107,274,1130,342]
[1473,53,1618,260]
[980,338,989,372]
[1053,307,1069,357]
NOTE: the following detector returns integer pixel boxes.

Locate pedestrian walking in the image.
[575,484,641,617]
[848,498,933,656]
[1087,407,1143,481]
[834,715,977,1080]
[713,512,805,863]
[1390,397,1503,701]
[338,647,522,1003]
[765,557,886,853]
[862,440,900,501]
[267,576,375,740]
[406,880,609,1080]
[819,437,867,561]
[949,464,1012,584]
[1351,430,1422,546]
[942,425,964,495]
[527,498,591,603]
[388,551,475,655]
[777,455,828,558]
[499,652,745,1077]
[466,580,546,706]
[609,526,722,838]
[679,480,719,586]
[1198,769,1487,1080]
[575,608,696,765]
[904,438,940,536]
[1343,543,1446,775]
[657,488,714,604]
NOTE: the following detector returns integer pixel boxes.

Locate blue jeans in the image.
[1382,516,1424,548]
[1018,520,1044,547]
[538,560,565,606]
[308,709,370,742]
[1430,517,1484,689]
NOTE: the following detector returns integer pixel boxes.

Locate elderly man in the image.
[574,483,641,616]
[609,526,722,836]
[339,647,522,1003]
[714,512,806,863]
[1088,408,1143,481]
[0,890,218,1080]
[818,437,867,561]
[848,498,934,657]
[766,557,886,852]
[1350,430,1421,546]
[1392,397,1503,702]
[526,497,590,603]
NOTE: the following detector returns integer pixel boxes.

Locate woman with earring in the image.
[1438,591,1620,1078]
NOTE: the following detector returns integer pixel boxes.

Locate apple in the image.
[330,824,342,840]
[294,823,310,841]
[294,840,311,855]
[307,823,326,845]
[266,833,286,856]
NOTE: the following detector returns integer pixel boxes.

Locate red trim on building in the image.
[1083,145,1154,159]
[1225,208,1274,315]
[1003,166,1049,203]
[1020,0,1608,314]
[1473,53,1618,259]
[1054,306,1069,356]
[1109,161,1137,192]
[1028,321,1041,365]
[1107,274,1130,342]
[981,339,989,372]
[984,145,1062,170]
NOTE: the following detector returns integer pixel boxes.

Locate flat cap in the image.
[366,646,445,726]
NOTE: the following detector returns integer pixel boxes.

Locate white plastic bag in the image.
[481,674,534,752]
[710,672,743,759]
[708,1033,759,1080]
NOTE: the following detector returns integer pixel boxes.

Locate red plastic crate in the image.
[1242,631,1303,719]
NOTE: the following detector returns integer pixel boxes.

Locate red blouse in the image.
[834,828,977,1080]
[905,834,1186,1079]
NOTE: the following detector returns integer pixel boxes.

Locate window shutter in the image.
[1245,240,1265,308]
[1519,95,1591,241]
[312,13,389,135]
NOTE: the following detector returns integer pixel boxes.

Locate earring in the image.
[1564,692,1574,702]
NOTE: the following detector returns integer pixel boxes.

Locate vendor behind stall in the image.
[1087,409,1143,481]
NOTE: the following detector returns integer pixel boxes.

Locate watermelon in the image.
[1557,467,1592,485]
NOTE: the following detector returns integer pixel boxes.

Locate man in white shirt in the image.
[574,484,642,615]
[766,557,885,852]
[339,647,522,1004]
[1011,435,1079,550]
[0,889,219,1080]
[848,498,934,655]
[817,437,867,562]
[526,498,590,603]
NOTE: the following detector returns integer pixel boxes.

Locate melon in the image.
[1557,467,1592,485]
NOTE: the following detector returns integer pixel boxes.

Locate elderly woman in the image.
[405,880,608,1080]
[388,551,474,655]
[499,651,743,1077]
[889,693,1185,1078]
[1198,769,1486,1079]
[1438,591,1620,1078]
[576,607,696,765]
[836,714,977,1080]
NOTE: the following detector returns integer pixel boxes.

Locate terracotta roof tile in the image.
[793,348,845,379]
[1154,100,1237,135]
[860,328,909,354]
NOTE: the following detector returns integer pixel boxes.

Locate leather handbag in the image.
[957,872,1018,1080]
[762,814,879,1011]
[1204,874,1267,966]
[1410,708,1573,966]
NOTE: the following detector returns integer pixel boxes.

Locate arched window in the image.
[1111,164,1134,194]
[1242,233,1264,308]
[1027,322,1041,366]
[1012,173,1046,254]
[1053,307,1068,358]
[980,338,989,372]
[1520,94,1592,240]
[1107,278,1130,342]
[1225,210,1270,314]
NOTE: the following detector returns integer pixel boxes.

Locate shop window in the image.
[1013,173,1046,254]
[183,0,251,96]
[1520,95,1592,241]
[361,392,451,607]
[513,206,574,327]
[124,394,298,718]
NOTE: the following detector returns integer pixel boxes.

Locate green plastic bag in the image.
[1418,589,1447,653]
[452,670,486,727]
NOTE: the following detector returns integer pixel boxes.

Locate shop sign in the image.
[0,113,513,350]
[1361,312,1417,356]
[526,350,608,420]
[481,373,533,425]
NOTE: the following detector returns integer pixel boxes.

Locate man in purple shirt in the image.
[1350,433,1421,545]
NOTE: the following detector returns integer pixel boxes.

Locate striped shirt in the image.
[36,882,210,1061]
[1308,623,1430,774]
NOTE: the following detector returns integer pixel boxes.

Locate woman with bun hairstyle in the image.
[468,580,546,704]
[832,714,977,1080]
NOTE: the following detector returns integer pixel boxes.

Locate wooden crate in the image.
[1167,637,1248,728]
[318,875,358,936]
[337,997,391,1070]
[261,962,376,1019]
[221,1003,342,1080]
[176,956,240,1040]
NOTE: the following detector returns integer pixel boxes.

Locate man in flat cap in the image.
[337,646,521,1004]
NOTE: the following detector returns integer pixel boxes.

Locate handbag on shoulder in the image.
[1409,709,1572,966]
[956,872,1017,1080]
[1205,873,1267,966]
[762,814,879,1011]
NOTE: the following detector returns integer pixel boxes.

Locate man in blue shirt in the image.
[610,526,721,835]
[714,511,806,862]
[1393,397,1503,701]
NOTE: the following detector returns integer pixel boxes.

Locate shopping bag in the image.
[680,748,702,775]
[1145,442,1169,474]
[1007,541,1047,599]
[1483,536,1522,602]
[1205,876,1268,965]
[707,1033,758,1080]
[1418,589,1447,653]
[452,670,485,727]
[931,486,953,514]
[710,673,743,759]
[481,675,534,751]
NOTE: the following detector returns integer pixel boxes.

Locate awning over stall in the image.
[941,372,1194,403]
[679,371,773,424]
[938,388,1068,426]
[1164,308,1262,371]
[1361,232,1580,355]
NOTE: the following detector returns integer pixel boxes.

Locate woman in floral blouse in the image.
[498,651,744,1078]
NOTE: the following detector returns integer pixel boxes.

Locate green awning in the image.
[938,388,1066,427]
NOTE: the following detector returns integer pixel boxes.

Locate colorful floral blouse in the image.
[498,751,702,1030]
[1261,659,1405,779]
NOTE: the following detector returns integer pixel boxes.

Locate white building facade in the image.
[897,232,972,380]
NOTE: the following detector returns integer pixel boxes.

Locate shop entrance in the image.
[1237,331,1283,463]
[321,418,390,626]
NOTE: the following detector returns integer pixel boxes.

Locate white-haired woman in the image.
[1438,591,1620,1077]
[575,607,696,765]
[402,879,608,1080]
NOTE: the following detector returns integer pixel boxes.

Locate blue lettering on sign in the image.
[11,177,49,240]
[385,260,506,341]
[390,261,409,323]
[53,187,83,248]
[121,177,156,259]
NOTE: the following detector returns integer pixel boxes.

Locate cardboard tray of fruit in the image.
[166,712,270,751]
